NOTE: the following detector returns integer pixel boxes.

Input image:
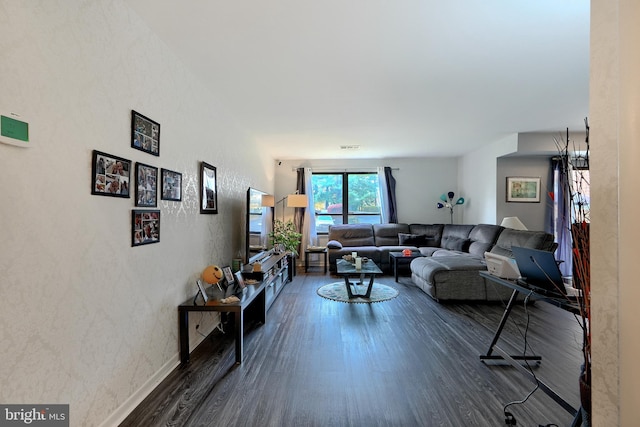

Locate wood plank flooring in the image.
[121,270,583,427]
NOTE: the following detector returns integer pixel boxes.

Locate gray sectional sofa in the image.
[326,223,556,301]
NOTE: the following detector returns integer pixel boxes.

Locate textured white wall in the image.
[0,2,271,425]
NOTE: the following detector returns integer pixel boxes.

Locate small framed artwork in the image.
[506,177,541,203]
[200,161,218,214]
[234,271,246,289]
[91,150,131,198]
[131,110,160,156]
[195,279,209,305]
[222,266,234,285]
[132,209,160,246]
[135,163,158,207]
[161,168,182,201]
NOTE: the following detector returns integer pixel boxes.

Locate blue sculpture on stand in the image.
[436,191,465,224]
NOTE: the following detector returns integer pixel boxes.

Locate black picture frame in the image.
[222,266,234,285]
[234,271,246,289]
[91,150,131,198]
[131,110,160,156]
[200,162,218,214]
[132,209,160,246]
[135,163,158,207]
[161,168,182,201]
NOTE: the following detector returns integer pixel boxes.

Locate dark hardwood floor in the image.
[121,269,583,427]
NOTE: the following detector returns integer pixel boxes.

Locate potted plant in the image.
[555,121,591,425]
[269,219,302,256]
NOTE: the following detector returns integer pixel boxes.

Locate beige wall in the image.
[0,2,272,425]
[591,0,640,425]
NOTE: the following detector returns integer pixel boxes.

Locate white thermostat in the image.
[0,112,30,148]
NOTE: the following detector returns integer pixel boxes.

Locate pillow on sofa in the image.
[398,233,427,246]
[443,237,471,252]
[327,240,343,249]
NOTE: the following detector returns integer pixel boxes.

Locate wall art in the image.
[91,150,131,198]
[161,168,182,201]
[132,209,160,246]
[506,176,541,203]
[131,110,160,156]
[135,163,158,207]
[200,161,218,214]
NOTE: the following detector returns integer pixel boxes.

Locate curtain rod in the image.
[291,167,400,172]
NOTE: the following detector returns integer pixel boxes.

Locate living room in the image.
[0,1,637,426]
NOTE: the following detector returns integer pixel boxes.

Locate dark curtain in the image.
[384,167,398,223]
[550,157,572,276]
[294,168,305,255]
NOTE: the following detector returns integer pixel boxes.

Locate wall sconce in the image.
[436,191,465,224]
[500,216,528,230]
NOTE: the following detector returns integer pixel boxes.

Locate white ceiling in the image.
[127,0,590,160]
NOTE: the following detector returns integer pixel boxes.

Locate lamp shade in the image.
[261,194,275,207]
[500,216,528,230]
[286,194,308,208]
[455,197,465,205]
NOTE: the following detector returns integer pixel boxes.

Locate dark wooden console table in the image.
[179,252,291,365]
[479,271,583,426]
[178,282,266,365]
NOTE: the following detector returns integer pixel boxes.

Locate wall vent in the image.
[340,145,361,150]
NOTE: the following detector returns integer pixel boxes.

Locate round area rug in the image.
[316,281,399,304]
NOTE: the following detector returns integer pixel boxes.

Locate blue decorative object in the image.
[436,191,465,224]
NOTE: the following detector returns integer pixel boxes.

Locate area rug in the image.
[316,281,399,304]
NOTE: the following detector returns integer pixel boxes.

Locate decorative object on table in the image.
[131,209,160,246]
[202,264,223,291]
[200,161,217,214]
[222,266,234,286]
[506,177,541,203]
[402,248,412,256]
[135,162,157,207]
[436,191,465,224]
[554,120,591,424]
[91,150,131,198]
[160,168,182,201]
[269,219,302,256]
[500,216,528,230]
[131,110,160,156]
[194,279,209,305]
[234,271,246,289]
[316,282,399,304]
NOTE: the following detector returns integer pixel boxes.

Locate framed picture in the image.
[234,271,246,289]
[506,177,541,203]
[131,110,160,156]
[161,168,182,201]
[132,209,160,246]
[135,163,158,207]
[200,161,218,214]
[195,279,209,305]
[222,266,234,285]
[91,150,131,198]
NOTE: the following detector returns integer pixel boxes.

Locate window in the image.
[311,172,381,233]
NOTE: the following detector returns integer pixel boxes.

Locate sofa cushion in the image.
[442,237,470,251]
[490,228,556,257]
[373,223,410,246]
[327,240,342,249]
[408,224,444,247]
[467,224,503,257]
[398,233,429,246]
[327,224,375,246]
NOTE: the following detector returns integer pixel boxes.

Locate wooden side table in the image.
[305,248,328,273]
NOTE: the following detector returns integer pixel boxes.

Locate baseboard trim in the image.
[98,354,180,427]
